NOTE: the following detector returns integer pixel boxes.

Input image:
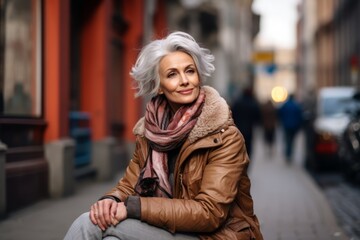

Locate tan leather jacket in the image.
[106,86,263,240]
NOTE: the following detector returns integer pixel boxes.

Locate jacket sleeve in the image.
[104,136,145,202]
[140,126,248,233]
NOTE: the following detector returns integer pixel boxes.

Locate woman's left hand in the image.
[111,202,128,226]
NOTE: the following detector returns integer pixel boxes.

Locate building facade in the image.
[0,0,259,216]
[0,0,166,215]
[297,0,360,97]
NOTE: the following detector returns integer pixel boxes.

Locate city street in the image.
[0,127,355,240]
[249,127,350,240]
[1,1,359,240]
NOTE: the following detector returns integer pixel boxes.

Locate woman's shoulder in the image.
[133,117,145,136]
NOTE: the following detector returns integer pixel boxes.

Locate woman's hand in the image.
[111,202,128,226]
[90,199,118,231]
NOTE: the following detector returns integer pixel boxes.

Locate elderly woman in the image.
[65,32,263,240]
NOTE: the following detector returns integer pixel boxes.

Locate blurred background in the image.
[0,0,360,239]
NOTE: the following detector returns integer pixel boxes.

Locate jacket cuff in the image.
[98,195,121,202]
[125,196,141,219]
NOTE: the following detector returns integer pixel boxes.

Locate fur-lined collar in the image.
[133,86,230,143]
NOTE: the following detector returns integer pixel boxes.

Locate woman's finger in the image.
[89,204,98,225]
[92,202,106,231]
[111,202,119,226]
[102,199,114,227]
[113,202,127,226]
[110,201,118,219]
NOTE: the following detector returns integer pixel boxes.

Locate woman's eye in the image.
[167,72,176,78]
[186,69,195,74]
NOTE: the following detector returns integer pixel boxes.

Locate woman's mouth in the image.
[178,89,193,95]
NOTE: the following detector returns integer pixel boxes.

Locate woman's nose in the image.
[180,73,189,85]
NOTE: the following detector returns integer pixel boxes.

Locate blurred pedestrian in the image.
[278,94,303,163]
[260,99,277,155]
[64,31,263,240]
[231,87,261,158]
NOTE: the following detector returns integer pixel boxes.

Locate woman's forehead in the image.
[159,52,195,70]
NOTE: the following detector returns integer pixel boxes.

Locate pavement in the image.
[0,128,350,240]
[249,128,349,240]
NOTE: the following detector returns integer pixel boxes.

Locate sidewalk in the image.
[0,172,124,240]
[0,129,349,240]
[249,128,348,240]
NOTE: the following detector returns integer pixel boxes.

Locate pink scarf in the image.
[135,89,205,197]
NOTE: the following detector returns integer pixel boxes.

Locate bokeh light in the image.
[271,86,288,103]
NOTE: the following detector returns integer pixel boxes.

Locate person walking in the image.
[278,94,303,163]
[260,99,277,155]
[231,87,261,158]
[64,31,263,240]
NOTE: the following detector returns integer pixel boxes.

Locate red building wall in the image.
[121,1,145,141]
[44,0,70,142]
[80,1,111,141]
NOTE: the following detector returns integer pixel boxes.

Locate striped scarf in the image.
[135,89,205,198]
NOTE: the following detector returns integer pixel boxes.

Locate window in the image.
[0,0,42,117]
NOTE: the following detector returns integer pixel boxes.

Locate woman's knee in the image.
[65,212,102,239]
[73,212,99,231]
[75,212,91,223]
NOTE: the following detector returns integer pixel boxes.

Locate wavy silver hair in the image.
[130,31,215,97]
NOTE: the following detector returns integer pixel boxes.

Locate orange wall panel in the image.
[80,1,111,140]
[44,0,70,142]
[122,1,144,141]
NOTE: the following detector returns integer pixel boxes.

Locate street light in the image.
[271,86,288,103]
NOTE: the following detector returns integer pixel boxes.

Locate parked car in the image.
[338,91,360,183]
[304,86,357,171]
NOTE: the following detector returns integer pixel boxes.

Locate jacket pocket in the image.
[227,219,254,240]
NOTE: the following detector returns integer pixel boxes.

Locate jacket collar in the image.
[133,85,230,143]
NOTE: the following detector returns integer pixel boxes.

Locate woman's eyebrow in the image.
[164,63,195,72]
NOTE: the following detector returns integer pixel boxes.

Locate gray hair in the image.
[130,31,215,98]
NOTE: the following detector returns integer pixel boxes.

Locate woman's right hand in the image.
[90,199,118,231]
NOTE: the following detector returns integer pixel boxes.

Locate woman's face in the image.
[158,51,200,112]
